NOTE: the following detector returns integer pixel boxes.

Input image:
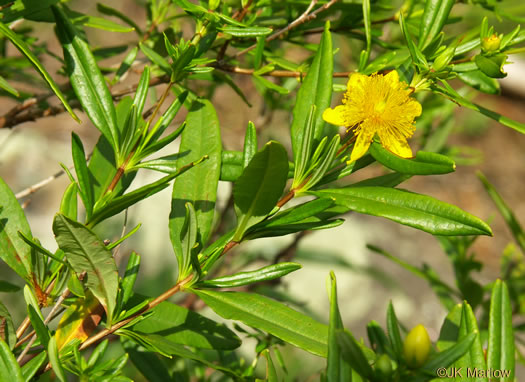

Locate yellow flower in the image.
[323,70,422,163]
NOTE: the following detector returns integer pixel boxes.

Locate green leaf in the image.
[251,197,335,230]
[69,11,135,33]
[243,121,257,169]
[418,0,455,50]
[71,133,94,219]
[169,99,221,256]
[487,280,514,380]
[121,338,172,381]
[313,187,492,236]
[290,22,333,166]
[53,5,119,149]
[193,289,329,357]
[0,75,19,97]
[399,13,428,69]
[48,336,67,382]
[293,105,316,186]
[113,46,139,84]
[198,262,301,288]
[53,214,118,326]
[220,26,272,37]
[233,141,289,241]
[0,302,16,349]
[96,3,143,35]
[129,300,241,350]
[423,333,476,375]
[0,338,23,382]
[89,160,201,227]
[457,70,500,95]
[0,22,78,122]
[336,329,374,380]
[437,303,462,351]
[454,302,487,382]
[358,0,371,71]
[252,75,289,95]
[21,352,47,382]
[386,303,404,360]
[60,182,78,221]
[139,43,171,74]
[27,305,50,348]
[0,177,33,281]
[327,272,353,381]
[0,281,20,293]
[119,330,241,376]
[475,54,507,79]
[115,251,140,317]
[262,349,278,381]
[478,172,525,253]
[302,134,340,191]
[433,82,525,135]
[370,142,455,175]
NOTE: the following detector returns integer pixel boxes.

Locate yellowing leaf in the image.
[55,292,104,349]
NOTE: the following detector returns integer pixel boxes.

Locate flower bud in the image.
[482,34,501,52]
[403,324,431,368]
[432,46,455,72]
[374,354,393,379]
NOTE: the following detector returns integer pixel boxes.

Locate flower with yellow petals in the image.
[323,70,422,163]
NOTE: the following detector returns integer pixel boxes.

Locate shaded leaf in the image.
[193,289,328,357]
[53,214,118,325]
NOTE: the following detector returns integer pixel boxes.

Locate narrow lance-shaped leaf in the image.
[233,141,289,241]
[478,172,525,253]
[198,262,301,288]
[290,22,333,167]
[327,272,353,381]
[0,22,78,122]
[71,133,94,219]
[336,329,374,380]
[243,121,257,169]
[0,302,16,349]
[313,187,492,236]
[129,299,241,350]
[53,214,118,326]
[47,337,67,382]
[0,177,33,281]
[454,302,487,382]
[170,99,222,255]
[487,280,514,380]
[418,0,456,50]
[370,142,455,175]
[0,338,23,382]
[52,5,119,152]
[193,289,329,357]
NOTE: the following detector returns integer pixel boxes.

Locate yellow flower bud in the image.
[403,324,431,368]
[482,34,501,52]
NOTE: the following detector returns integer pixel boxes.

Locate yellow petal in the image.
[405,99,422,118]
[349,126,374,162]
[384,70,399,87]
[382,135,413,158]
[322,105,348,126]
[347,72,367,91]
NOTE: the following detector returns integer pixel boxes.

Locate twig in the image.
[15,153,91,200]
[41,274,194,373]
[17,285,72,363]
[235,0,338,58]
[212,63,350,78]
